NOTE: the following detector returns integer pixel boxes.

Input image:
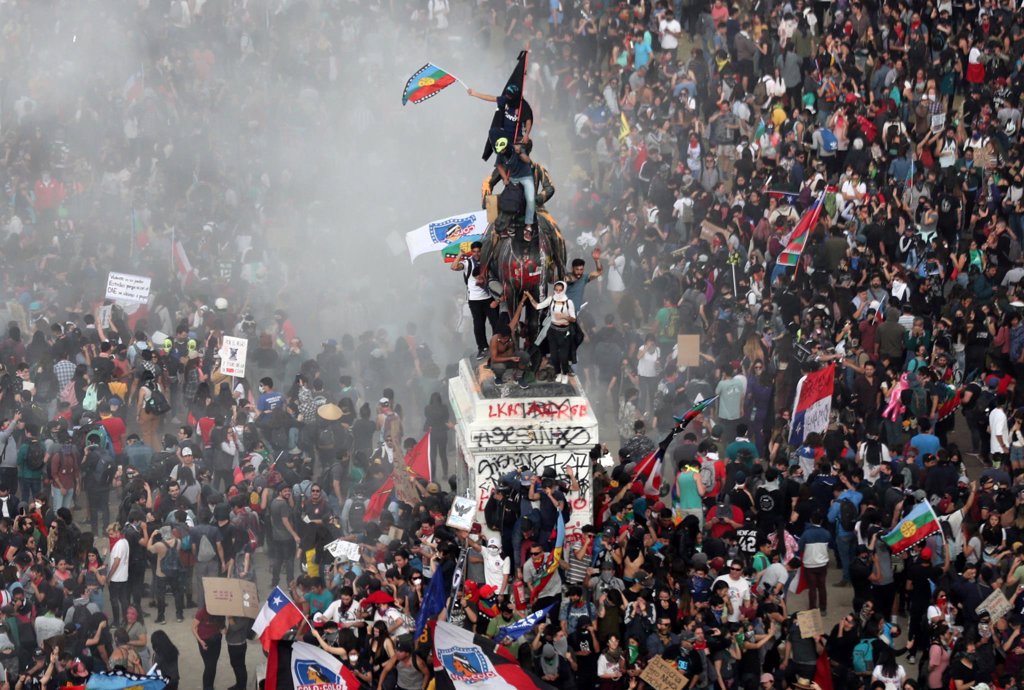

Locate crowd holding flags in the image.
[776,190,826,268]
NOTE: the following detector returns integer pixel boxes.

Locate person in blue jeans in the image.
[827,476,864,587]
[492,130,536,240]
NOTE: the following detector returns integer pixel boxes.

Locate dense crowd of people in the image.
[3,0,1024,689]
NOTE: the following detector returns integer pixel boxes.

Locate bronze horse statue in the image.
[478,162,567,344]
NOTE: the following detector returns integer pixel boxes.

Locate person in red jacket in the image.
[99,401,127,456]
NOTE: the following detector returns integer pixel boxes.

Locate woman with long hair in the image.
[871,646,907,690]
[192,607,225,690]
[150,629,180,690]
[369,620,396,688]
[109,627,144,674]
[78,547,106,610]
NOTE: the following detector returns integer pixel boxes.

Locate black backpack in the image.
[24,441,45,472]
[838,497,858,532]
[498,182,526,215]
[348,498,366,532]
[145,389,172,416]
[317,426,337,450]
[161,540,184,577]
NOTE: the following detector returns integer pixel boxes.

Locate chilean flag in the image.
[631,447,664,498]
[251,587,305,652]
[788,364,836,446]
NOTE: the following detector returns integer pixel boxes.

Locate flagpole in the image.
[433,64,469,91]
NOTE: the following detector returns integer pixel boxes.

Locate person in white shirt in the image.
[712,558,752,623]
[450,242,498,359]
[482,538,511,596]
[107,522,131,626]
[659,11,681,51]
[990,396,1010,466]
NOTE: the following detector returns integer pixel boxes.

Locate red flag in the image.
[405,431,432,481]
[815,650,834,690]
[364,476,395,523]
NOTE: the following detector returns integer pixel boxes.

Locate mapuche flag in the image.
[434,620,557,690]
[403,63,458,105]
[883,501,941,554]
[673,395,719,429]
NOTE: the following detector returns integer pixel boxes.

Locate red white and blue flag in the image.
[434,621,557,690]
[266,640,362,690]
[252,586,305,652]
[788,364,836,445]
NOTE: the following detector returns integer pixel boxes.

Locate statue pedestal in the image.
[448,358,597,544]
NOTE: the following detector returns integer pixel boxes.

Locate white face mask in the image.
[349,655,359,664]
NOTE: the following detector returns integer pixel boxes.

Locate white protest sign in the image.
[931,112,946,134]
[219,335,248,378]
[446,496,477,532]
[324,539,362,562]
[105,272,151,304]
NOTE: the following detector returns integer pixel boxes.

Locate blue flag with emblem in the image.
[494,603,555,643]
[85,671,168,690]
[415,569,448,639]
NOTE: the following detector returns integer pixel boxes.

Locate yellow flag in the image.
[618,112,631,142]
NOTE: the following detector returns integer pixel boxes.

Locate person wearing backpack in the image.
[47,438,80,512]
[82,432,115,535]
[16,422,46,505]
[147,525,187,623]
[827,473,864,588]
[188,508,224,609]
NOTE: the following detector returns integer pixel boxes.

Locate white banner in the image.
[219,335,248,378]
[324,539,361,562]
[105,272,151,304]
[290,640,359,690]
[405,210,487,262]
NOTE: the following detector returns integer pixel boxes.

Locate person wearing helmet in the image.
[468,82,534,148]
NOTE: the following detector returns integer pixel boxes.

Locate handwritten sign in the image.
[797,609,824,638]
[977,589,1012,622]
[202,577,259,618]
[676,334,701,368]
[324,539,362,562]
[640,656,687,690]
[105,272,151,304]
[446,496,477,531]
[219,335,248,378]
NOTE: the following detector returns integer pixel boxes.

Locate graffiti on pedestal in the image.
[474,450,592,538]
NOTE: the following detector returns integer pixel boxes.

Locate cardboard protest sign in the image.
[977,589,1012,622]
[676,334,701,368]
[797,609,824,638]
[640,656,687,690]
[202,578,259,618]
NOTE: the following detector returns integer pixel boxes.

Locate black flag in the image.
[481,50,528,161]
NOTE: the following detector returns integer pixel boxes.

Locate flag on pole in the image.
[494,603,555,643]
[482,51,528,161]
[171,236,196,288]
[403,63,459,105]
[630,446,665,497]
[405,431,432,481]
[415,569,448,639]
[405,210,487,262]
[618,112,631,142]
[882,501,942,554]
[776,191,825,268]
[252,586,305,652]
[364,476,395,523]
[788,364,835,446]
[266,640,363,690]
[434,621,558,690]
[529,514,564,603]
[673,395,719,429]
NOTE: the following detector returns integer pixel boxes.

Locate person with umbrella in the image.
[363,590,412,638]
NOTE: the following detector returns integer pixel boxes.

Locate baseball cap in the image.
[486,537,500,548]
[181,447,193,456]
[920,546,933,560]
[761,673,774,684]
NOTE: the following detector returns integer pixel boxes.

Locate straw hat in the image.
[317,403,343,421]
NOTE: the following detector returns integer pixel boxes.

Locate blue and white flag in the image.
[493,603,554,643]
[415,569,447,639]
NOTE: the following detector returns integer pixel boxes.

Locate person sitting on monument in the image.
[491,132,536,242]
[487,292,532,386]
[468,83,534,149]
